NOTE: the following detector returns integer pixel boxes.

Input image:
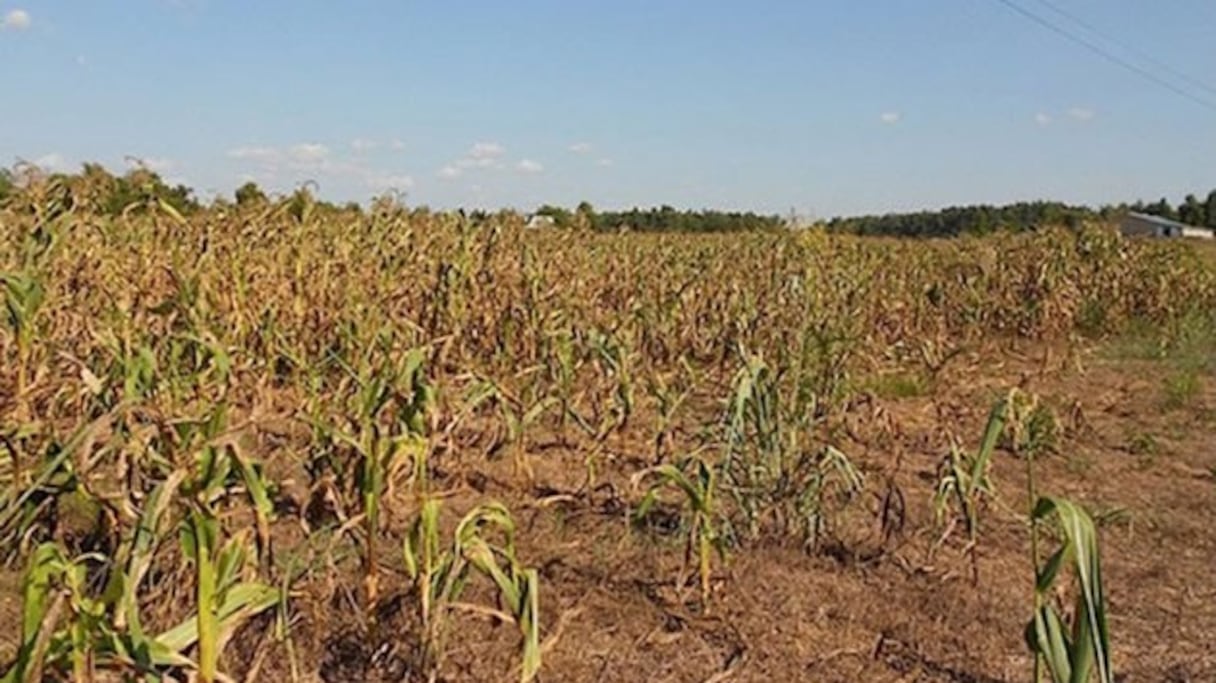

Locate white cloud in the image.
[879,111,901,125]
[568,142,593,154]
[367,174,414,191]
[595,158,614,167]
[457,157,498,169]
[288,143,329,163]
[439,141,509,174]
[34,153,66,171]
[227,142,419,195]
[1034,112,1052,126]
[350,138,377,152]
[389,139,406,151]
[516,159,544,174]
[2,9,31,31]
[468,142,505,160]
[227,146,278,161]
[1067,107,1095,122]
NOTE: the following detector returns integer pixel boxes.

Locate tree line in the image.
[825,190,1216,237]
[3,161,1214,237]
[534,202,784,233]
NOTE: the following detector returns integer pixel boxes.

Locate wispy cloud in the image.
[595,158,614,167]
[516,159,544,174]
[1034,112,1052,126]
[227,146,278,162]
[438,141,510,176]
[366,173,414,191]
[287,143,329,164]
[389,139,406,151]
[879,111,901,125]
[227,141,413,194]
[350,138,378,153]
[126,156,175,173]
[1,9,31,31]
[469,142,505,160]
[568,142,593,154]
[455,143,505,169]
[1067,107,1095,122]
[34,153,66,171]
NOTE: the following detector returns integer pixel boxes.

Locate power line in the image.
[991,0,1216,113]
[1031,0,1216,99]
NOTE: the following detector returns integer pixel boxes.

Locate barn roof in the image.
[1123,211,1200,230]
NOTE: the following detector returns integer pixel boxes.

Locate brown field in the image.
[2,183,1215,682]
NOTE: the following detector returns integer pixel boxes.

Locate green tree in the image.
[575,200,597,231]
[1179,194,1204,226]
[0,168,13,203]
[1206,189,1216,228]
[1146,198,1177,220]
[234,181,267,207]
[535,204,573,229]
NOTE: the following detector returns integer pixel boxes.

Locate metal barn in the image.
[1118,212,1215,239]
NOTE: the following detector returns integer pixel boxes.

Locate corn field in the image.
[2,176,1214,682]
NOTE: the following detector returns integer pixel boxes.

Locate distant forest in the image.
[3,163,1214,238]
[823,191,1216,237]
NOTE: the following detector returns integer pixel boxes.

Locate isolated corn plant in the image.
[457,376,557,480]
[794,445,865,551]
[719,348,863,549]
[1025,497,1113,683]
[177,508,278,683]
[932,397,1007,581]
[402,500,542,683]
[632,455,727,608]
[320,347,435,615]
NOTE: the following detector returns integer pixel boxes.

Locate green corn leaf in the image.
[1026,496,1113,683]
[519,569,541,683]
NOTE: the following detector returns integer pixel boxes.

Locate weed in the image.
[1161,368,1202,411]
[861,371,930,400]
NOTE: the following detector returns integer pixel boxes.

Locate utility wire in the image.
[1031,0,1216,99]
[991,0,1216,113]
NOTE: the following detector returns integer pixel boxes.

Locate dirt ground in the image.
[3,334,1214,683]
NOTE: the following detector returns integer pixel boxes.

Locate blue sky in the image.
[1,1,1213,216]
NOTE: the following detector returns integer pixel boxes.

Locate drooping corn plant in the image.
[174,510,279,683]
[456,375,557,481]
[1025,497,1113,683]
[643,355,697,463]
[1,272,43,383]
[719,347,864,550]
[588,328,635,441]
[632,454,728,608]
[932,396,1006,582]
[402,500,542,683]
[309,345,436,618]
